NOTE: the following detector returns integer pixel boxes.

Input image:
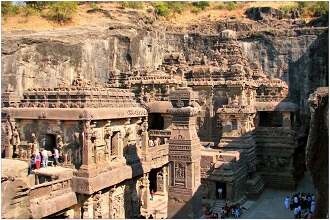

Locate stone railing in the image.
[29,177,77,218]
[30,177,72,200]
[148,129,171,146]
[148,143,169,165]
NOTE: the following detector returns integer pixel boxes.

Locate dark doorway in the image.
[216,182,226,199]
[149,169,158,193]
[45,134,56,151]
[258,111,283,127]
[149,113,164,130]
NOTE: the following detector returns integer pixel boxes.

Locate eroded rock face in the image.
[306,87,329,218]
[1,26,165,97]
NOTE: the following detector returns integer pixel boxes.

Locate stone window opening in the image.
[258,111,283,127]
[148,113,164,130]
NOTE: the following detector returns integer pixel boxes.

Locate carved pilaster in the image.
[82,120,95,166]
[82,196,94,219]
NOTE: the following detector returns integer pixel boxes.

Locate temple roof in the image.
[18,76,141,109]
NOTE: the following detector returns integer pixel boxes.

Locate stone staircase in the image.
[211,200,226,214]
[246,174,265,199]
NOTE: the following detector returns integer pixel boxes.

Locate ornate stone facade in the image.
[1,28,308,219]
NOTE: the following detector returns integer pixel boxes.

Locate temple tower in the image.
[167,86,202,218]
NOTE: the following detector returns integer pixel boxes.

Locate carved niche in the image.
[175,162,186,186]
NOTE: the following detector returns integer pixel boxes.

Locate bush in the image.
[90,2,100,10]
[1,2,19,16]
[45,2,78,23]
[121,1,144,9]
[214,2,225,10]
[191,7,202,14]
[225,2,238,11]
[279,5,299,14]
[154,2,170,16]
[192,1,209,10]
[310,1,329,16]
[153,2,189,16]
[21,6,38,17]
[166,2,186,14]
[24,1,52,11]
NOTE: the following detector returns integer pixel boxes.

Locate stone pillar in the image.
[167,87,202,218]
[141,173,150,210]
[141,120,150,162]
[117,131,125,161]
[73,204,82,219]
[82,196,94,219]
[162,166,168,194]
[226,183,233,201]
[82,120,95,166]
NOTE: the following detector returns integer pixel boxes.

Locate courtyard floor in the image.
[241,172,315,219]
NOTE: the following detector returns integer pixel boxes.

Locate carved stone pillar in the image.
[167,87,202,218]
[141,120,149,162]
[73,204,82,219]
[105,129,113,161]
[117,131,125,161]
[141,173,150,210]
[82,196,94,219]
[162,166,168,194]
[82,120,94,166]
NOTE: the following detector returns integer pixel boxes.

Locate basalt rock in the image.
[306,87,329,218]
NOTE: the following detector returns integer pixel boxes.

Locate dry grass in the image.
[0,1,307,32]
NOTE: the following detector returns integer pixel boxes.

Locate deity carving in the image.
[94,191,103,218]
[104,129,113,156]
[175,162,185,180]
[31,133,39,154]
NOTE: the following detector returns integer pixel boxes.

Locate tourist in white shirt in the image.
[41,148,48,167]
[54,148,60,166]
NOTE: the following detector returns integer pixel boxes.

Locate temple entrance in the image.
[216,182,226,199]
[149,113,164,130]
[44,134,56,151]
[111,132,119,157]
[149,169,158,193]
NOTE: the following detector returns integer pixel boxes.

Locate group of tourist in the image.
[28,148,60,174]
[204,203,247,219]
[284,192,316,219]
[148,137,166,147]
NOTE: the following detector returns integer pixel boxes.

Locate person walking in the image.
[284,196,290,209]
[310,200,316,214]
[41,148,48,168]
[54,148,60,166]
[294,206,299,219]
[28,155,35,174]
[218,187,223,199]
[35,152,41,169]
[150,190,154,201]
[293,195,299,208]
